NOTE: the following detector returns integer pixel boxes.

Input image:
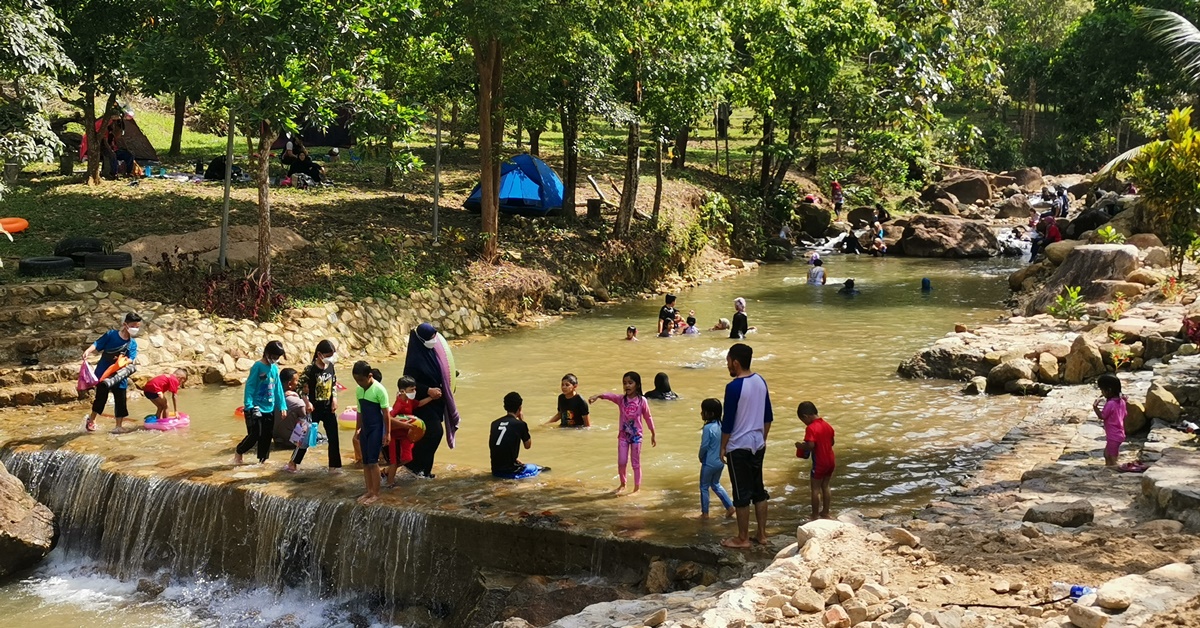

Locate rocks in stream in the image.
[1022,499,1095,528]
[1024,244,1140,315]
[897,215,1001,258]
[0,461,55,578]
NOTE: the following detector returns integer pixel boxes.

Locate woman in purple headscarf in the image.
[404,323,460,477]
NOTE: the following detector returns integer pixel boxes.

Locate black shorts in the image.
[727,447,769,507]
[145,392,161,400]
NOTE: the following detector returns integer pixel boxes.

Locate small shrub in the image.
[1048,285,1086,320]
[1160,276,1185,302]
[1095,225,1126,244]
[1106,292,1129,321]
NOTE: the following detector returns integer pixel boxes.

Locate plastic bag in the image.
[307,421,320,448]
[77,360,99,392]
[289,420,309,447]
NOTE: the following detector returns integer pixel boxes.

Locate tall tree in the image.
[0,0,74,195]
[50,0,144,185]
[132,1,214,157]
[198,0,389,277]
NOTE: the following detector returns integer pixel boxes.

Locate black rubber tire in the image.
[82,251,133,270]
[18,256,76,277]
[54,236,106,260]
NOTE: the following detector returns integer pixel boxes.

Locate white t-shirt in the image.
[807,266,825,285]
[721,373,773,452]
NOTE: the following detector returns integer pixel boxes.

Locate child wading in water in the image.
[234,340,287,465]
[795,401,835,520]
[590,371,657,494]
[386,376,428,486]
[352,361,390,504]
[698,398,735,519]
[1094,374,1127,467]
[544,373,591,428]
[143,368,188,419]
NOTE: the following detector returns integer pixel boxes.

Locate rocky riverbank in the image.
[501,368,1200,628]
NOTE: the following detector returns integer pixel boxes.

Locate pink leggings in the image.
[618,439,642,486]
[1105,439,1123,459]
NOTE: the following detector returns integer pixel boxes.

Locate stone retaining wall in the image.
[1,278,503,387]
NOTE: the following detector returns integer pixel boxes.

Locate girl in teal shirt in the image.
[234,340,287,465]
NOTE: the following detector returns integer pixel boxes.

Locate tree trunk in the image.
[84,91,118,185]
[759,108,775,198]
[672,125,689,168]
[450,101,462,148]
[169,92,186,158]
[767,105,802,200]
[514,120,523,149]
[560,102,578,223]
[652,136,663,226]
[384,126,395,187]
[472,35,503,263]
[615,120,640,236]
[528,128,542,157]
[255,123,273,278]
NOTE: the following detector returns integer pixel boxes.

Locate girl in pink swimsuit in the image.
[590,371,657,494]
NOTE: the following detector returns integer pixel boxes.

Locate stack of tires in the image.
[16,237,133,277]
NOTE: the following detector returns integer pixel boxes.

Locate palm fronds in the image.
[1136,7,1200,87]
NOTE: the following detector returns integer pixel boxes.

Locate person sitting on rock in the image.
[870,237,887,257]
[1028,215,1062,261]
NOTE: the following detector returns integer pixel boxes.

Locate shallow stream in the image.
[0,256,1035,626]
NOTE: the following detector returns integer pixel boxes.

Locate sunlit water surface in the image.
[1,256,1036,625]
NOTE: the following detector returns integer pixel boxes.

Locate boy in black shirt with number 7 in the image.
[490,392,547,479]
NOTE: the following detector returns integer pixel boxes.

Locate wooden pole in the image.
[433,107,442,243]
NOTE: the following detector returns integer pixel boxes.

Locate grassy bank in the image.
[0,109,763,317]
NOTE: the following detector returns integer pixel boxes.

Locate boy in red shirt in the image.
[387,376,428,486]
[143,368,189,420]
[795,401,835,520]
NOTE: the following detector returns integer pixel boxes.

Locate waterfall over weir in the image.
[2,448,723,626]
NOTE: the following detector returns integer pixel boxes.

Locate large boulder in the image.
[796,202,834,239]
[0,461,55,578]
[1066,179,1092,199]
[898,214,1000,258]
[1022,500,1094,527]
[1024,244,1140,315]
[1126,233,1164,249]
[1064,209,1112,240]
[939,173,993,205]
[995,194,1034,219]
[1044,239,1084,265]
[1144,383,1181,422]
[1064,335,1105,385]
[846,206,879,228]
[898,338,990,380]
[929,198,959,216]
[986,359,1037,392]
[1001,167,1044,192]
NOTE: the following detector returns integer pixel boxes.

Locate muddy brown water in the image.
[0,256,1036,626]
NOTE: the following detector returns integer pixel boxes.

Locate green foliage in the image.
[948,119,1025,172]
[1124,108,1200,279]
[1106,292,1129,321]
[850,130,929,188]
[1095,225,1126,244]
[0,0,73,178]
[1048,285,1086,320]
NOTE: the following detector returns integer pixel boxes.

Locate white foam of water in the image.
[10,556,404,628]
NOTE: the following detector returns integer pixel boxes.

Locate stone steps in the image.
[0,330,93,366]
[0,280,98,306]
[0,301,85,328]
[0,381,82,408]
[0,363,78,388]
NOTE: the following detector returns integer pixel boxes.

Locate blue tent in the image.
[463,154,565,217]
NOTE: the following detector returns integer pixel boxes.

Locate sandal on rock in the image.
[1118,462,1149,473]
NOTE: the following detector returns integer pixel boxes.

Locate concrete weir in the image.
[1,447,727,626]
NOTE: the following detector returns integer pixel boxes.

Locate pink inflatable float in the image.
[144,414,190,430]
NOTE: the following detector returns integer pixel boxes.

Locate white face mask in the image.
[325,353,338,365]
[126,326,141,337]
[422,338,437,349]
[405,391,417,400]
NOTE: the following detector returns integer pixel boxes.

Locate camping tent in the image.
[463,154,565,217]
[79,114,159,162]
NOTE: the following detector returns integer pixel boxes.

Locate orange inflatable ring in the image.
[234,406,245,419]
[0,218,29,234]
